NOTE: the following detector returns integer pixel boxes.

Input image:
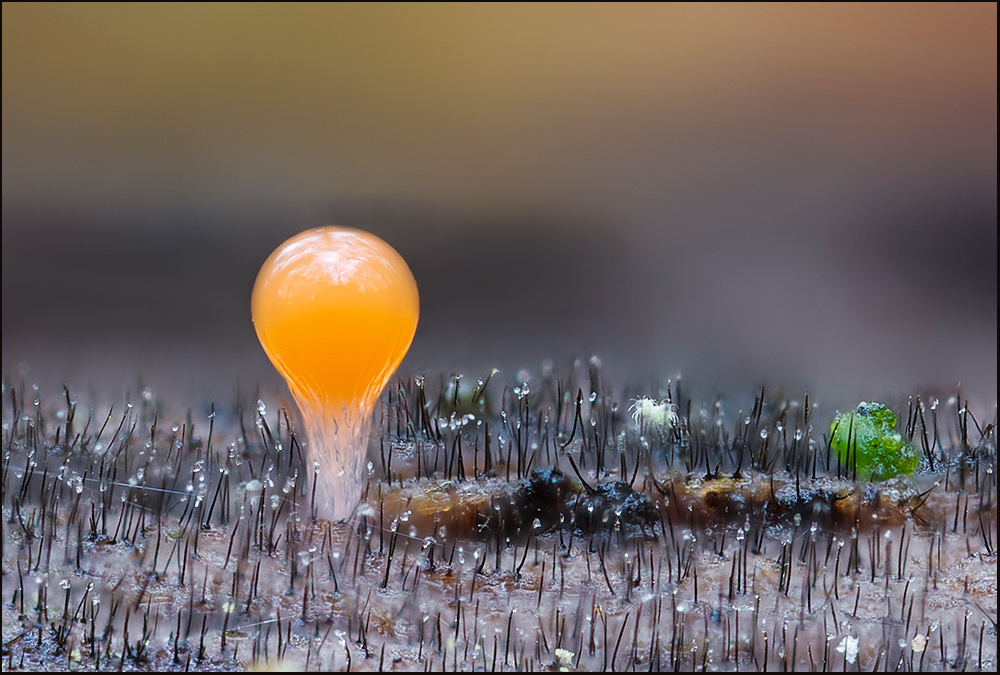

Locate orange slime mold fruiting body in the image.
[251,227,419,521]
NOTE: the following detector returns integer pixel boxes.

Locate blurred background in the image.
[3,3,996,406]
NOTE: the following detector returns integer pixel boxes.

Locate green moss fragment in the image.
[831,401,918,481]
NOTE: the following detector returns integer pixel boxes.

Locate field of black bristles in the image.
[2,364,996,672]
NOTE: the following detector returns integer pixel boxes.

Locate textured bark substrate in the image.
[2,369,995,671]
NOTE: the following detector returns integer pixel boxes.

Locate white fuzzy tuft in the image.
[629,396,678,430]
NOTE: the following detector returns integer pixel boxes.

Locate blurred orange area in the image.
[3,3,994,215]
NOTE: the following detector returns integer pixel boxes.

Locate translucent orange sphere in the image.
[252,227,418,521]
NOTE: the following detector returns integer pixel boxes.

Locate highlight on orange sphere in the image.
[251,226,419,521]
